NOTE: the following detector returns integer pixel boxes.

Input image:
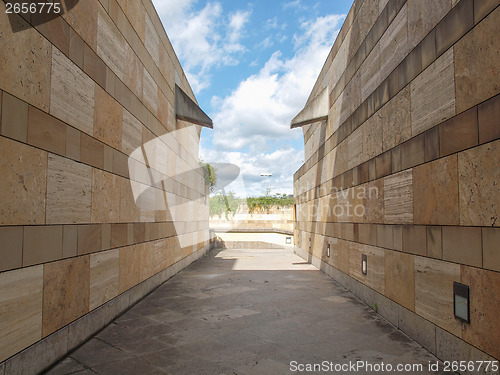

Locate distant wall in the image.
[210,204,294,231]
[0,0,209,372]
[294,0,499,364]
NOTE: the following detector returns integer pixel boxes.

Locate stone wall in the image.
[294,0,499,364]
[210,204,294,231]
[0,0,210,372]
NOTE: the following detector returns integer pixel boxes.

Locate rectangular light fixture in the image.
[309,238,311,249]
[453,282,470,323]
[326,243,330,257]
[362,254,367,275]
[286,237,292,244]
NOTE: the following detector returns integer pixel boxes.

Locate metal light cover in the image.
[362,254,367,275]
[453,282,470,323]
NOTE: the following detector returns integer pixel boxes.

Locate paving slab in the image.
[44,248,451,375]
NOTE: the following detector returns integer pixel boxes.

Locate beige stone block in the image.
[352,244,385,294]
[385,250,415,311]
[145,14,160,67]
[458,140,500,227]
[42,257,90,337]
[23,225,63,266]
[461,266,500,360]
[119,177,140,223]
[0,265,43,363]
[90,249,119,310]
[94,85,123,149]
[378,3,408,82]
[443,226,482,267]
[350,0,379,62]
[413,155,459,225]
[439,107,479,157]
[66,125,81,161]
[97,5,126,80]
[0,137,47,225]
[402,225,426,256]
[383,170,413,224]
[78,224,103,255]
[50,48,95,136]
[121,110,142,156]
[0,8,51,111]
[117,0,145,42]
[360,44,381,103]
[91,169,121,223]
[124,46,144,100]
[410,48,456,136]
[408,0,451,50]
[362,115,383,161]
[455,7,500,113]
[0,226,23,272]
[381,86,411,152]
[83,43,106,88]
[363,179,384,223]
[337,239,351,275]
[341,73,361,126]
[474,0,500,24]
[46,154,92,224]
[63,225,78,258]
[1,92,28,143]
[415,256,462,336]
[62,0,98,49]
[28,106,67,156]
[143,68,158,115]
[80,133,104,169]
[347,126,363,170]
[482,228,500,272]
[427,226,442,259]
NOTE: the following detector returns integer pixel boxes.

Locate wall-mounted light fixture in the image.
[362,254,367,275]
[286,237,292,244]
[453,282,470,323]
[309,238,311,249]
[327,243,330,257]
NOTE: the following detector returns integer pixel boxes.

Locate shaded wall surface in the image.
[294,0,499,363]
[0,0,209,372]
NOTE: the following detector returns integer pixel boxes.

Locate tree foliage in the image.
[209,191,241,219]
[246,193,294,214]
[199,161,217,192]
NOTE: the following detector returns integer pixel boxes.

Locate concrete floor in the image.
[44,248,449,375]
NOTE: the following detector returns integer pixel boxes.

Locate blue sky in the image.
[152,0,353,196]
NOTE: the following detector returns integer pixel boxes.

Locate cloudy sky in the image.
[152,0,352,197]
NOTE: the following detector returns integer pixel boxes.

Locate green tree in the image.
[209,191,241,219]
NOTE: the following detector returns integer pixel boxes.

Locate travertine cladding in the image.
[295,0,500,362]
[0,0,209,368]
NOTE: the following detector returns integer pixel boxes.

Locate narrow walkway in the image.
[46,248,447,375]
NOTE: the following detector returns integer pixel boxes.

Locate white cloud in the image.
[152,0,251,93]
[256,36,274,50]
[202,12,345,195]
[210,13,345,152]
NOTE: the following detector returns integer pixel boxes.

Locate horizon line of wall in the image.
[294,0,499,365]
[0,0,211,373]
